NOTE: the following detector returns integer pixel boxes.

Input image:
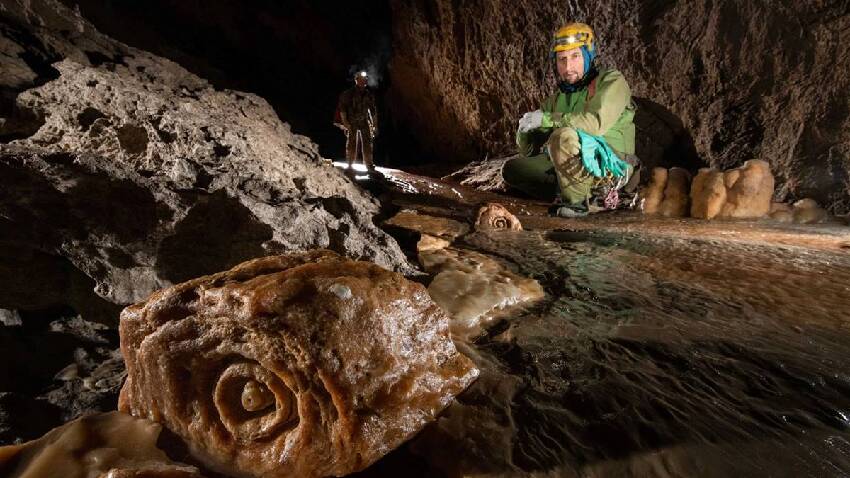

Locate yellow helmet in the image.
[551,23,595,54]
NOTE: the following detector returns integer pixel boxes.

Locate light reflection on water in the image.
[405,228,850,477]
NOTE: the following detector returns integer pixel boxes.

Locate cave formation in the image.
[2,1,850,477]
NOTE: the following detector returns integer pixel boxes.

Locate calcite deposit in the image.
[691,160,774,219]
[420,248,544,338]
[118,251,478,478]
[0,412,204,478]
[641,167,691,217]
[474,203,523,231]
[770,198,830,224]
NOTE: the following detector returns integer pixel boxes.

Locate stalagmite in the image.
[691,160,774,219]
[641,167,691,217]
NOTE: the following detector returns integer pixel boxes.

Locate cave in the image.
[2,1,850,477]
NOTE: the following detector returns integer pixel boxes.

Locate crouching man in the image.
[503,22,639,217]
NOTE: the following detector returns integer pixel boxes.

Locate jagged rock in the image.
[0,412,205,477]
[118,251,478,478]
[691,160,774,219]
[443,157,511,192]
[0,0,411,320]
[388,1,850,214]
[474,203,522,231]
[0,313,125,445]
[0,310,21,327]
[641,167,691,217]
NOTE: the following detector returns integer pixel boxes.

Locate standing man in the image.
[335,70,379,173]
[503,23,638,217]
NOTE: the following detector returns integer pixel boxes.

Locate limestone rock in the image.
[641,168,667,214]
[384,210,470,241]
[419,247,544,338]
[792,199,829,224]
[691,160,774,219]
[0,0,412,320]
[690,169,727,219]
[641,167,691,217]
[474,203,522,231]
[0,412,205,478]
[417,234,452,252]
[769,202,794,223]
[118,251,478,478]
[771,198,830,224]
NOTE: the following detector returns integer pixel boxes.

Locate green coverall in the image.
[503,69,636,204]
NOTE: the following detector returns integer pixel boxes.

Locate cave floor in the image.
[358,166,850,477]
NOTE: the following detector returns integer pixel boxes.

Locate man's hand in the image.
[517,110,554,133]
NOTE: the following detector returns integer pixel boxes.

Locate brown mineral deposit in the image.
[641,168,668,215]
[792,198,829,224]
[474,203,523,231]
[420,248,544,338]
[118,250,478,478]
[691,161,774,219]
[418,234,452,252]
[690,169,728,219]
[0,412,204,478]
[720,160,774,218]
[384,210,470,240]
[659,168,691,217]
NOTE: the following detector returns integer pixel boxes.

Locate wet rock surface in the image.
[2,168,850,477]
[0,412,204,478]
[0,0,411,323]
[118,251,478,478]
[411,227,850,477]
[419,246,544,339]
[375,172,850,477]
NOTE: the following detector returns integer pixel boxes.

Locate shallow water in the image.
[405,227,850,477]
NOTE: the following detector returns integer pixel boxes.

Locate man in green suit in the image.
[503,22,638,217]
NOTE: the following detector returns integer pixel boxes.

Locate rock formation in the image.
[0,0,412,322]
[388,0,850,213]
[118,251,478,478]
[443,157,511,192]
[474,203,523,231]
[0,411,204,477]
[420,247,544,338]
[641,167,691,217]
[770,198,830,224]
[691,160,774,219]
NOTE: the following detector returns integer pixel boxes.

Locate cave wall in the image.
[387,0,850,213]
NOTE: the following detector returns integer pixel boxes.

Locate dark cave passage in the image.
[63,0,405,164]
